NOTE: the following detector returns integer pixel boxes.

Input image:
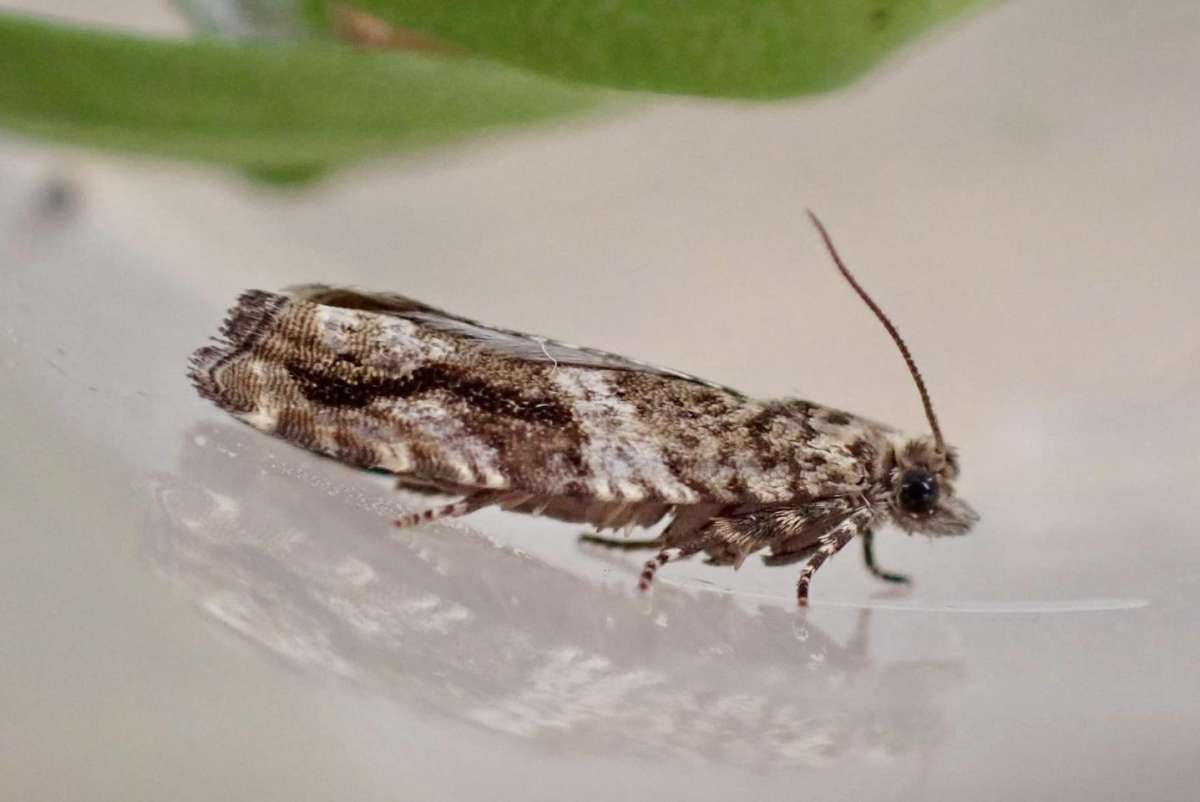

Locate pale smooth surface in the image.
[2,1,1199,800]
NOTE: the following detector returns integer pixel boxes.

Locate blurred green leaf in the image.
[0,12,599,174]
[173,0,318,40]
[347,0,987,98]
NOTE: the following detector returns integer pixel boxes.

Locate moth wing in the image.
[195,288,880,513]
[288,284,740,393]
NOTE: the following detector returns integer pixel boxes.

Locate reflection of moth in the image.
[190,212,977,605]
[148,422,967,767]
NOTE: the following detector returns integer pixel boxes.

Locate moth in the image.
[189,212,977,605]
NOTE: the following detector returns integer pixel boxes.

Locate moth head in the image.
[807,211,979,538]
[889,436,978,536]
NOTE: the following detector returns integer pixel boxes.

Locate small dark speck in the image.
[42,357,68,377]
[37,175,79,219]
[870,7,891,31]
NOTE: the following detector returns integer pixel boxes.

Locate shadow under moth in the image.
[189,212,977,605]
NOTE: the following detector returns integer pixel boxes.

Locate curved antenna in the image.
[806,210,946,452]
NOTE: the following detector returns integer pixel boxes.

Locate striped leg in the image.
[393,491,512,529]
[796,511,871,606]
[638,538,715,592]
[639,549,680,591]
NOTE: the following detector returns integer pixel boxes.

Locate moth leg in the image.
[638,549,677,591]
[638,539,716,592]
[393,491,517,529]
[578,533,664,551]
[861,530,911,585]
[795,517,868,606]
[394,500,472,528]
[795,535,854,606]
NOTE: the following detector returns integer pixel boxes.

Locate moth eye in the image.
[899,472,939,516]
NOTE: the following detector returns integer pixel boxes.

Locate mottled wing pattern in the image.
[190,289,886,510]
[288,284,739,390]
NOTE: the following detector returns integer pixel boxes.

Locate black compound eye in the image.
[899,472,939,516]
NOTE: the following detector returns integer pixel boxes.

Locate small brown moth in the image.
[190,212,977,605]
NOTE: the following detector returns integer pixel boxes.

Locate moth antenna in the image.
[806,210,946,452]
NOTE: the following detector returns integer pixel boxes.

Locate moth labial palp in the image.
[189,212,978,608]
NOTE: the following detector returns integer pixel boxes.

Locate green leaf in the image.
[0,12,599,174]
[347,0,988,98]
[172,0,320,40]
